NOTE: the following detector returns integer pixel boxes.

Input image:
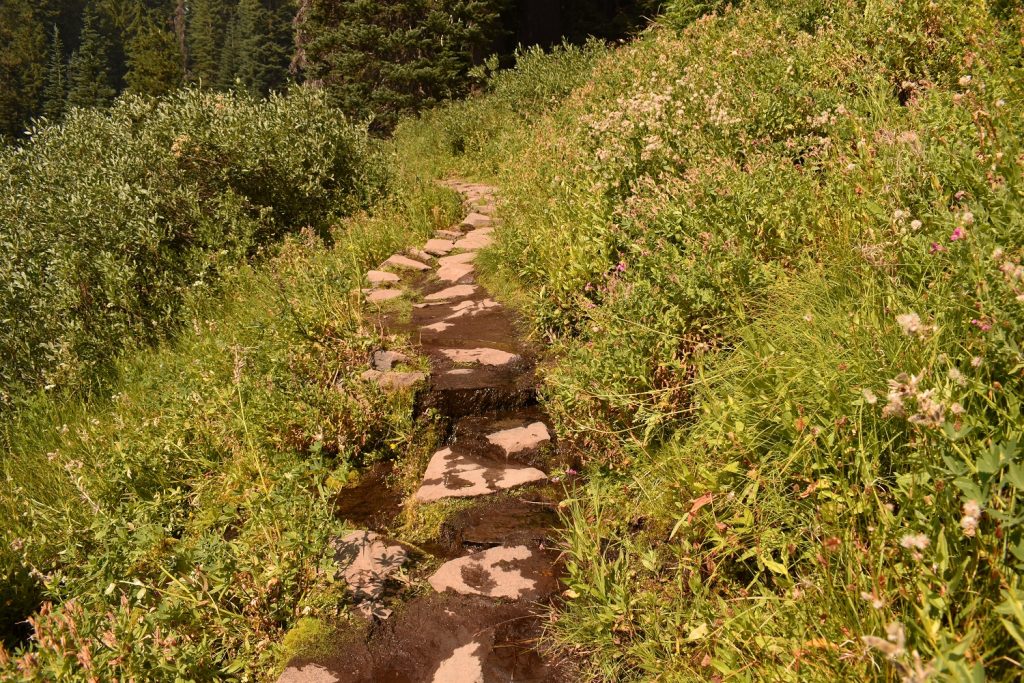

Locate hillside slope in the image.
[397,0,1024,679]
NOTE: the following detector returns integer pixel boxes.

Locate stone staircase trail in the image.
[278,182,573,683]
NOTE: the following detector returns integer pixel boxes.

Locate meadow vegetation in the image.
[396,0,1024,678]
[0,89,460,677]
[3,0,1024,680]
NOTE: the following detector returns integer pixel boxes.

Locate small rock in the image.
[334,530,407,603]
[366,289,403,304]
[383,254,430,271]
[361,369,426,390]
[437,252,477,266]
[372,350,409,371]
[423,239,455,256]
[437,263,475,283]
[428,545,554,601]
[486,422,551,455]
[425,285,477,301]
[277,663,340,683]
[453,231,494,251]
[431,641,485,683]
[367,270,400,285]
[436,229,463,240]
[407,247,434,262]
[422,322,454,333]
[461,213,493,229]
[441,348,519,367]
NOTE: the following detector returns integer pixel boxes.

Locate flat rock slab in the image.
[445,299,501,320]
[415,448,546,502]
[438,252,478,266]
[334,531,407,602]
[424,239,455,256]
[454,231,494,251]
[461,212,493,229]
[436,229,463,240]
[428,545,558,601]
[361,369,426,390]
[442,348,520,367]
[365,289,403,304]
[425,284,478,301]
[432,641,485,683]
[383,254,430,271]
[437,262,475,283]
[487,422,551,455]
[422,322,455,333]
[366,270,400,285]
[281,593,560,682]
[277,663,341,683]
[372,350,409,372]
[407,247,434,262]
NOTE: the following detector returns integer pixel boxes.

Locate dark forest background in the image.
[0,0,662,138]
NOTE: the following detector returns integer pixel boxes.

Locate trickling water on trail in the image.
[278,182,575,682]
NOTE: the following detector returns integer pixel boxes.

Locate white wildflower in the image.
[900,533,930,551]
[896,312,922,336]
[948,367,966,387]
[862,388,878,405]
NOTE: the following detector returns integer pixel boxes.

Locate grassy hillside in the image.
[397,0,1024,679]
[0,180,461,678]
[3,0,1023,680]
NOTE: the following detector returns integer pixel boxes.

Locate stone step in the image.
[383,254,430,271]
[414,447,546,502]
[428,545,559,601]
[453,230,494,251]
[423,238,455,256]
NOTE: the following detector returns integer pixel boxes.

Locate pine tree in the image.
[124,12,184,96]
[188,0,223,87]
[218,9,243,89]
[42,25,67,121]
[67,7,117,109]
[0,0,48,139]
[230,0,294,96]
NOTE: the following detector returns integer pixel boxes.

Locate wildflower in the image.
[996,99,1006,107]
[862,388,878,405]
[961,211,975,225]
[860,591,885,609]
[971,356,983,368]
[910,219,922,230]
[863,622,906,659]
[615,261,627,273]
[959,75,972,86]
[948,367,966,387]
[823,536,841,552]
[893,209,909,221]
[950,402,965,416]
[991,247,1004,260]
[961,500,982,538]
[804,313,814,323]
[909,389,946,428]
[950,227,966,241]
[970,318,992,332]
[900,533,930,551]
[896,312,922,336]
[929,242,945,254]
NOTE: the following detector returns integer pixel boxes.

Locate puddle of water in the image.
[333,461,404,532]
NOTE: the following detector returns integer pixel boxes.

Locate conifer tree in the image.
[67,7,117,109]
[188,0,224,87]
[124,12,184,96]
[0,0,48,139]
[42,25,67,121]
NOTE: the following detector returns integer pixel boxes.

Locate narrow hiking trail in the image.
[278,183,575,683]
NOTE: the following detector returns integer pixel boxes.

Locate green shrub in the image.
[0,87,386,401]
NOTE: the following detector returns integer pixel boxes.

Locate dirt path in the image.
[278,183,573,683]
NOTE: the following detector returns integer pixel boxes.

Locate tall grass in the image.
[0,177,461,678]
[397,0,1024,678]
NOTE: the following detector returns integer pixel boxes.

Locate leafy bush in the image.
[399,0,1024,678]
[0,87,387,401]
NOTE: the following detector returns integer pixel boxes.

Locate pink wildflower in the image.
[971,318,992,332]
[950,227,966,241]
[929,242,945,254]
